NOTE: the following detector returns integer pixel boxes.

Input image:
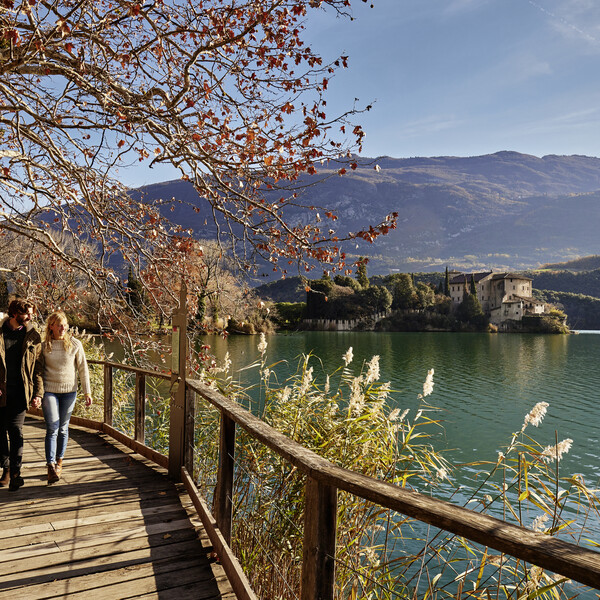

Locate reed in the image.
[198,335,598,599]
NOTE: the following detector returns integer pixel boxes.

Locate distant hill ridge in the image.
[135,151,600,274]
[540,256,600,272]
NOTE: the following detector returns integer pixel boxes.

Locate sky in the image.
[311,0,600,160]
[127,0,600,186]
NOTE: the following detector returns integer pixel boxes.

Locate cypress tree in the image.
[356,258,369,289]
[470,274,477,295]
[126,266,144,313]
[444,266,450,297]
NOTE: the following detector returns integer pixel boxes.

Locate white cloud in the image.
[510,53,553,82]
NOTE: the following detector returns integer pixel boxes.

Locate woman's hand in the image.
[31,396,42,409]
[85,394,92,407]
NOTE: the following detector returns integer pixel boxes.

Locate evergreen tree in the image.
[385,273,417,310]
[444,266,450,297]
[356,258,369,289]
[456,292,487,329]
[126,267,144,313]
[196,293,207,325]
[470,274,477,296]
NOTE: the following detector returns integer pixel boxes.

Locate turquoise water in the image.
[203,331,600,485]
[204,330,600,584]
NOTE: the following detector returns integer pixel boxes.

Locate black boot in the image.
[8,472,24,491]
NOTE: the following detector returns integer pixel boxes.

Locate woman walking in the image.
[41,311,92,483]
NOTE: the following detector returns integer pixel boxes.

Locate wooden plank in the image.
[103,424,169,468]
[0,539,203,590]
[6,555,219,600]
[135,372,146,443]
[0,498,179,531]
[0,517,194,557]
[104,362,113,425]
[0,529,199,582]
[1,503,185,538]
[214,413,235,544]
[182,467,258,600]
[301,477,337,600]
[1,421,236,600]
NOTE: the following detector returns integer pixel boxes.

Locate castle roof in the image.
[449,271,492,284]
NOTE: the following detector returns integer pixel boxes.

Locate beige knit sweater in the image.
[42,338,91,395]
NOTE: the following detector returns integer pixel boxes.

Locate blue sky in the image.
[311,0,600,159]
[127,0,600,186]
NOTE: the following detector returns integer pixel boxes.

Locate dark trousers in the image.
[0,404,27,475]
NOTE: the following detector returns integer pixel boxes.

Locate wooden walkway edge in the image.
[0,417,236,600]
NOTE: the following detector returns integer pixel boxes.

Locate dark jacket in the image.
[0,316,44,408]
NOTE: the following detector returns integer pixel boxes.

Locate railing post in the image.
[214,412,235,544]
[103,363,113,426]
[169,282,187,480]
[301,477,337,600]
[184,386,196,474]
[134,373,146,444]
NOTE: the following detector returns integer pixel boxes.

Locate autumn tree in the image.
[0,0,396,317]
[141,237,263,329]
[0,229,101,324]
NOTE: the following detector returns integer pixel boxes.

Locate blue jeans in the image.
[42,392,77,464]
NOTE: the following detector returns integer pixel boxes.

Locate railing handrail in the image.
[89,358,600,594]
[89,359,171,380]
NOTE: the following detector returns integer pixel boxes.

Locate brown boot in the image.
[0,468,9,487]
[55,458,63,478]
[47,463,59,484]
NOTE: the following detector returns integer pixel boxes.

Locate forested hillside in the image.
[529,269,600,298]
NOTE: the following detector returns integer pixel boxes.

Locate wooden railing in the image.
[77,358,600,600]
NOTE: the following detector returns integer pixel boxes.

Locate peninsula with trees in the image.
[263,264,570,334]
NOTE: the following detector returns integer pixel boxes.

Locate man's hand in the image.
[31,396,42,409]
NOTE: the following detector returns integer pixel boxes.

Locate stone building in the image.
[449,271,546,327]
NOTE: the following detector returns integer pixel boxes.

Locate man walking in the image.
[0,299,43,491]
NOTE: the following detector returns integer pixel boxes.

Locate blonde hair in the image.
[44,311,73,352]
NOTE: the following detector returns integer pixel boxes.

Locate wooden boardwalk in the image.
[0,417,236,600]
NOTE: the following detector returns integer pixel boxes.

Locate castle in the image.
[449,272,546,329]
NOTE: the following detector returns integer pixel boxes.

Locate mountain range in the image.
[135,151,600,275]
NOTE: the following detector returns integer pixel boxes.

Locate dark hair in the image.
[8,299,36,318]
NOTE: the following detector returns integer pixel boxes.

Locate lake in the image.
[202,330,600,485]
[201,330,600,571]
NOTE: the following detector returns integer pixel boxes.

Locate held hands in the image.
[31,396,42,409]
